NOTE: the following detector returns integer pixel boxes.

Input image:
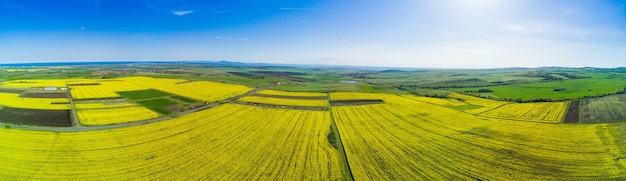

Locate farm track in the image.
[326,93,355,181]
[0,87,268,132]
[68,89,81,127]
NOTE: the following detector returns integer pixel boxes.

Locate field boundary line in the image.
[327,92,354,181]
[67,87,83,127]
[474,103,511,115]
[1,86,267,132]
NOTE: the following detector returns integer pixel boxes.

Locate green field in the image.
[580,94,626,124]
[117,89,196,115]
[117,89,173,100]
[1,64,626,180]
[137,98,178,115]
[453,73,626,101]
[170,95,200,103]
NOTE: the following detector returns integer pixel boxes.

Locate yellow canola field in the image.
[70,81,146,100]
[71,86,121,99]
[258,90,327,97]
[0,79,96,88]
[400,94,468,107]
[0,92,69,110]
[481,102,568,123]
[120,77,252,102]
[77,106,160,125]
[0,104,345,180]
[239,96,328,107]
[330,92,384,100]
[118,76,188,85]
[448,93,510,114]
[332,93,626,180]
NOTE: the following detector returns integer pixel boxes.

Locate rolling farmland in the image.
[452,74,626,101]
[77,106,160,125]
[74,102,137,109]
[257,89,327,97]
[448,93,510,114]
[330,92,383,100]
[0,71,625,179]
[0,79,94,88]
[400,94,468,107]
[331,93,626,180]
[238,96,328,107]
[481,102,568,123]
[581,94,626,123]
[70,81,146,100]
[120,77,252,102]
[0,92,70,110]
[0,104,346,180]
[71,85,122,99]
[5,1,626,179]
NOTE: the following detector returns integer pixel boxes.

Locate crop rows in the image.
[71,86,122,99]
[0,92,69,110]
[74,102,137,109]
[70,81,146,100]
[330,92,386,100]
[581,94,626,123]
[332,94,626,180]
[120,77,252,102]
[77,106,160,125]
[0,79,93,88]
[0,104,345,179]
[448,93,510,114]
[481,102,568,123]
[257,90,326,97]
[238,96,328,107]
[400,94,467,107]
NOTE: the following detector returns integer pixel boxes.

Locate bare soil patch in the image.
[0,107,71,127]
[251,93,327,100]
[330,99,385,106]
[66,83,101,86]
[165,105,184,112]
[564,100,580,124]
[0,89,25,93]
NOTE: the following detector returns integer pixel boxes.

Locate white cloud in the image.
[172,10,194,16]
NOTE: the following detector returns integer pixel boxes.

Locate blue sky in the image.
[0,0,625,68]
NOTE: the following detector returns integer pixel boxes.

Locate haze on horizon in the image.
[0,0,625,68]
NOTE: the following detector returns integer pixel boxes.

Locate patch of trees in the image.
[553,88,566,92]
[450,74,468,76]
[518,71,590,81]
[477,88,494,93]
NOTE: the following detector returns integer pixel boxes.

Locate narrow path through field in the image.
[326,92,355,181]
[67,88,82,127]
[0,86,268,132]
